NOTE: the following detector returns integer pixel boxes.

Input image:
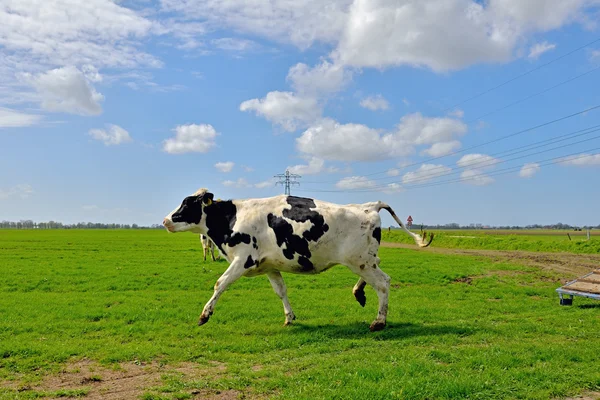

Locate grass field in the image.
[383,229,600,254]
[1,229,600,399]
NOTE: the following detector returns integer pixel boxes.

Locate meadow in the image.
[383,229,600,254]
[1,229,600,399]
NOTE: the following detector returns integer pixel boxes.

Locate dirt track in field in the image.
[4,359,254,400]
[382,242,600,278]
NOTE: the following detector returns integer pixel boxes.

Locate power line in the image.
[297,148,600,194]
[310,123,600,186]
[438,36,600,114]
[303,104,600,184]
[274,169,301,195]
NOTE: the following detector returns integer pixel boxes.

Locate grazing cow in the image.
[200,234,219,261]
[163,188,433,331]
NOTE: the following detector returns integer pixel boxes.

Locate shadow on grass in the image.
[288,321,476,340]
[577,303,600,309]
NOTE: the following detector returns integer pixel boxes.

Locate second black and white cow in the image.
[163,188,433,331]
[200,234,219,261]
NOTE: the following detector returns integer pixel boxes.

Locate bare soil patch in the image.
[5,359,249,399]
[563,391,600,400]
[382,242,600,279]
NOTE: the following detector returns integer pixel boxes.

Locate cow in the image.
[200,234,220,261]
[163,188,433,331]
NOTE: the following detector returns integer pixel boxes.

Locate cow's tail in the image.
[378,202,434,248]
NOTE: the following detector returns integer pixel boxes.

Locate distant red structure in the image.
[407,215,413,229]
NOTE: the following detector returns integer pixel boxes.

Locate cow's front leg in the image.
[267,271,296,326]
[199,257,245,325]
[210,245,216,262]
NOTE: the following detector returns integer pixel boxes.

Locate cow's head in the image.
[163,188,214,233]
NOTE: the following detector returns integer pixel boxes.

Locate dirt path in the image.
[382,242,600,278]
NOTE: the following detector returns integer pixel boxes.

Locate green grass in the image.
[1,229,600,399]
[383,229,600,253]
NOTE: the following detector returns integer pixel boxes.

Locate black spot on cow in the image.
[372,227,381,244]
[267,196,328,271]
[204,200,251,255]
[298,256,314,272]
[244,255,255,269]
[252,236,258,249]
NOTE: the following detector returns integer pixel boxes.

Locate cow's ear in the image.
[203,192,214,206]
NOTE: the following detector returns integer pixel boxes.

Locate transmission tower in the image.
[274,169,301,195]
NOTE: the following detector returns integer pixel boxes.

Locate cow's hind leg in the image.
[267,271,296,326]
[210,243,216,262]
[199,257,245,326]
[348,258,390,332]
[353,278,367,307]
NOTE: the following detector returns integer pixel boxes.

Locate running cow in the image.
[163,188,433,331]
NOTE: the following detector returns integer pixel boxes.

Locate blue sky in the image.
[1,0,600,227]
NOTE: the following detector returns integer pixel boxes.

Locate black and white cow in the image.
[200,234,219,261]
[163,188,433,331]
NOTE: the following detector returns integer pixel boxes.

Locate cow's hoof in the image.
[369,321,386,332]
[354,290,366,307]
[284,313,296,326]
[198,314,211,326]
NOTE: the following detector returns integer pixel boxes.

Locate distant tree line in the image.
[0,220,163,229]
[407,222,599,230]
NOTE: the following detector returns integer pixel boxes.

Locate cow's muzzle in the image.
[163,218,175,232]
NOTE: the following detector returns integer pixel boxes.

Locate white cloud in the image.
[421,140,462,157]
[163,124,218,154]
[559,153,600,166]
[215,161,235,173]
[335,176,377,189]
[240,91,320,132]
[0,184,34,200]
[88,124,132,146]
[460,169,494,186]
[528,41,556,59]
[211,37,260,52]
[22,67,104,115]
[333,0,595,72]
[0,0,158,74]
[297,114,466,162]
[287,60,351,96]
[242,165,255,172]
[448,109,464,118]
[383,183,404,193]
[288,157,338,175]
[0,107,42,128]
[402,164,452,184]
[387,168,400,176]
[457,153,500,170]
[159,0,351,50]
[395,112,468,145]
[519,162,540,178]
[254,180,275,189]
[222,178,250,188]
[360,95,389,111]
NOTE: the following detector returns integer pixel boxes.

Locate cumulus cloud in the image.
[528,41,556,59]
[240,91,320,132]
[211,37,260,52]
[215,161,235,173]
[421,140,462,157]
[163,124,218,154]
[23,66,104,115]
[383,183,404,193]
[460,169,494,185]
[88,124,132,146]
[519,162,540,178]
[0,184,34,200]
[297,114,466,162]
[387,168,400,176]
[222,178,250,188]
[287,60,351,96]
[0,108,42,128]
[335,176,377,189]
[402,164,452,184]
[287,157,339,175]
[457,153,500,170]
[559,153,600,166]
[360,95,390,111]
